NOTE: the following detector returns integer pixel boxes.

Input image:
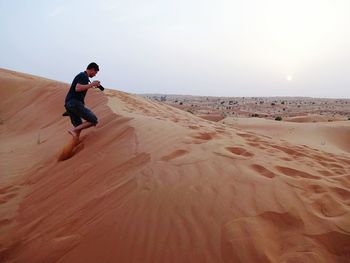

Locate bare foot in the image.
[68,129,80,140]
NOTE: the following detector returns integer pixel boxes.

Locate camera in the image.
[97,85,104,91]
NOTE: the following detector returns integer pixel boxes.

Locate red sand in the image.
[1,68,350,263]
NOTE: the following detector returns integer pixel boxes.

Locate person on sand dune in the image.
[64,62,100,140]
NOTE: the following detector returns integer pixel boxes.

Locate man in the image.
[64,62,101,140]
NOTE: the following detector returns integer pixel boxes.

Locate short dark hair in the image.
[87,62,99,71]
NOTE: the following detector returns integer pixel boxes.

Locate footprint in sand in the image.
[250,164,276,178]
[311,194,348,217]
[236,132,259,140]
[192,132,216,141]
[226,147,254,158]
[186,131,217,144]
[161,149,189,161]
[276,166,320,180]
[270,145,308,158]
[246,142,268,150]
[304,184,327,194]
[215,127,229,135]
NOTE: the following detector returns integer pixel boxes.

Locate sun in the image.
[286,74,293,81]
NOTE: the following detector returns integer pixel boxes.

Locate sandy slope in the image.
[221,117,350,155]
[0,68,350,263]
[284,115,346,123]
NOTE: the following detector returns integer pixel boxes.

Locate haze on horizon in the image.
[1,0,350,98]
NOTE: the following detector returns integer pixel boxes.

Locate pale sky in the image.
[1,0,350,97]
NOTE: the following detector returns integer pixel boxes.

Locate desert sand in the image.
[1,68,350,263]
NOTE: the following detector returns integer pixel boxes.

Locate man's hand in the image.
[90,80,101,88]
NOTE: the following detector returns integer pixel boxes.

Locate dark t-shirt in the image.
[65,71,90,104]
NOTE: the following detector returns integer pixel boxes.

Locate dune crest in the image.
[0,68,350,263]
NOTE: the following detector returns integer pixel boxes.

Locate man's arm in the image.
[76,81,100,92]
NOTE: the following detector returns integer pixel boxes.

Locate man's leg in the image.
[65,100,98,140]
[68,107,98,139]
[68,121,94,139]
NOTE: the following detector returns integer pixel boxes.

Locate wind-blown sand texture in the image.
[1,68,350,263]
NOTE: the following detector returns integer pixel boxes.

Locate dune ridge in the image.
[0,68,350,262]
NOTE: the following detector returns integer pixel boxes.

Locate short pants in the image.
[64,99,98,127]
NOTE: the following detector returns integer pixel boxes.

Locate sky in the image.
[1,0,350,98]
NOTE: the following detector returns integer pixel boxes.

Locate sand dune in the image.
[221,117,350,154]
[0,68,350,263]
[284,114,345,123]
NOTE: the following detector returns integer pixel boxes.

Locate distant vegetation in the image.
[142,95,350,120]
[275,116,282,121]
